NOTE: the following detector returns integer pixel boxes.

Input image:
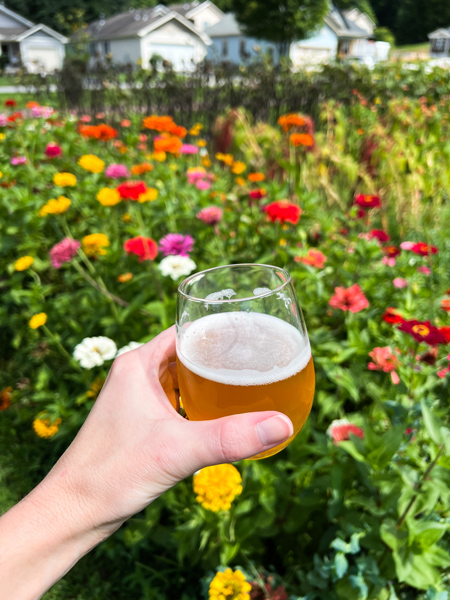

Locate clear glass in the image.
[176,264,315,459]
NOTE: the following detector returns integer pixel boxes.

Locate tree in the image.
[230,0,329,56]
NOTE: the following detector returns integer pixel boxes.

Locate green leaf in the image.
[411,521,449,551]
[438,456,450,469]
[421,401,445,446]
[331,538,351,553]
[366,427,403,470]
[380,520,408,552]
[335,552,348,578]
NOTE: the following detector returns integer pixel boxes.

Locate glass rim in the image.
[177,263,292,305]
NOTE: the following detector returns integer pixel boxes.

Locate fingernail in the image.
[256,415,294,447]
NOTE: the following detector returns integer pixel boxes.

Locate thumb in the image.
[176,411,294,472]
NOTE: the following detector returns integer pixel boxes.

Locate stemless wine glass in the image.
[176,264,315,459]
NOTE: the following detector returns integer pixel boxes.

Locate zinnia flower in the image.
[264,200,301,224]
[368,346,400,384]
[197,206,223,225]
[14,256,34,271]
[79,123,117,140]
[117,181,147,200]
[418,266,431,275]
[73,336,117,369]
[369,229,390,243]
[117,272,133,282]
[382,307,404,324]
[82,233,110,257]
[327,419,364,444]
[209,568,251,600]
[105,163,130,179]
[441,298,450,312]
[278,113,305,132]
[29,313,47,329]
[410,242,438,256]
[231,161,246,174]
[158,255,196,280]
[53,172,77,187]
[384,245,400,258]
[97,187,122,206]
[355,194,381,209]
[137,188,158,203]
[5,98,16,107]
[33,414,62,438]
[131,163,153,175]
[297,248,327,268]
[116,341,144,357]
[290,133,314,147]
[248,172,265,182]
[78,154,105,173]
[249,188,266,201]
[393,277,408,289]
[0,387,13,411]
[193,464,242,512]
[154,136,182,154]
[159,233,194,257]
[11,156,26,165]
[124,236,158,261]
[180,144,199,155]
[49,238,80,268]
[45,143,62,158]
[398,320,448,346]
[329,284,369,313]
[39,196,71,217]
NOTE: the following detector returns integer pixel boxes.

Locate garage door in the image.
[290,46,331,68]
[147,43,196,71]
[26,47,61,73]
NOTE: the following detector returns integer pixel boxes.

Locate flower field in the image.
[1,91,450,599]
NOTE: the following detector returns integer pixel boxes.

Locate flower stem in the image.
[42,325,83,372]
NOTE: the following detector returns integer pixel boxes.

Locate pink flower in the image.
[11,156,26,165]
[139,134,147,142]
[418,266,431,275]
[159,233,194,257]
[105,163,130,179]
[400,241,415,250]
[382,257,396,267]
[393,277,408,289]
[187,167,214,190]
[197,206,223,225]
[0,114,7,126]
[327,419,364,444]
[45,143,62,158]
[195,179,212,190]
[368,346,400,384]
[80,115,92,123]
[49,237,81,268]
[180,144,198,155]
[31,106,53,118]
[121,119,131,127]
[437,368,449,378]
[297,248,327,268]
[329,284,369,313]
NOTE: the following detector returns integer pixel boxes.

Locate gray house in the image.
[428,28,450,56]
[0,3,67,72]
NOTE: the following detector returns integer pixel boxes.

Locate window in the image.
[222,39,228,57]
[239,39,246,57]
[432,38,445,52]
[89,42,96,56]
[103,41,110,55]
[340,40,350,54]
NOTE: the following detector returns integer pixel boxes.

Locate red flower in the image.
[355,194,381,209]
[297,248,327,268]
[264,201,301,225]
[329,284,369,313]
[124,236,158,261]
[384,245,400,258]
[441,298,450,312]
[439,326,450,343]
[327,419,364,444]
[382,307,404,324]
[45,143,62,158]
[117,181,147,200]
[5,99,16,107]
[369,229,389,243]
[249,188,266,201]
[398,320,448,345]
[410,242,438,256]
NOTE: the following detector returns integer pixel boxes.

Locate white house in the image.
[428,28,450,57]
[168,1,224,32]
[0,4,67,72]
[84,4,212,71]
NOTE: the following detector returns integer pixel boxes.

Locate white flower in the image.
[73,336,117,369]
[158,255,196,281]
[116,341,144,357]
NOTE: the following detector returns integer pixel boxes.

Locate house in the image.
[84,4,212,71]
[0,3,67,73]
[428,28,450,56]
[168,1,224,32]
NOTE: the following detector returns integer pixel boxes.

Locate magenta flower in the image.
[180,144,199,155]
[45,143,62,158]
[196,179,212,190]
[49,237,81,268]
[393,277,408,289]
[187,167,214,190]
[31,106,53,118]
[159,233,194,257]
[197,206,223,225]
[418,265,431,275]
[0,114,7,126]
[105,163,130,179]
[382,256,396,267]
[400,241,415,250]
[11,156,26,165]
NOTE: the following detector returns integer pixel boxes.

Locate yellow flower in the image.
[14,256,34,271]
[97,187,121,206]
[209,568,252,600]
[53,172,77,187]
[202,156,212,168]
[0,133,5,141]
[235,177,246,186]
[197,139,207,147]
[82,233,110,257]
[122,213,132,223]
[279,238,287,247]
[119,146,128,154]
[39,196,71,217]
[215,152,234,166]
[231,161,246,175]
[189,123,203,136]
[193,464,242,512]
[78,154,105,173]
[138,188,159,203]
[29,312,47,329]
[117,272,133,282]
[86,377,105,399]
[0,171,2,178]
[33,413,62,439]
[150,151,166,162]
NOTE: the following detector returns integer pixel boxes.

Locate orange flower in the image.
[154,136,182,154]
[278,113,306,132]
[117,272,133,282]
[143,115,186,138]
[26,100,40,108]
[0,386,12,411]
[290,133,314,147]
[79,124,118,141]
[131,163,153,175]
[248,172,265,182]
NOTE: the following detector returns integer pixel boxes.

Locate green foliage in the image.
[374,26,395,45]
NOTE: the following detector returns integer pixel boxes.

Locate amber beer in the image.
[177,311,315,459]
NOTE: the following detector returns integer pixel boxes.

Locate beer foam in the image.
[178,312,311,386]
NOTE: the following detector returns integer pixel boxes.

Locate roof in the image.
[84,6,211,44]
[0,4,34,28]
[0,26,28,41]
[429,28,450,39]
[16,23,68,43]
[169,1,224,20]
[325,7,370,39]
[205,13,241,37]
[342,8,376,32]
[0,4,67,43]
